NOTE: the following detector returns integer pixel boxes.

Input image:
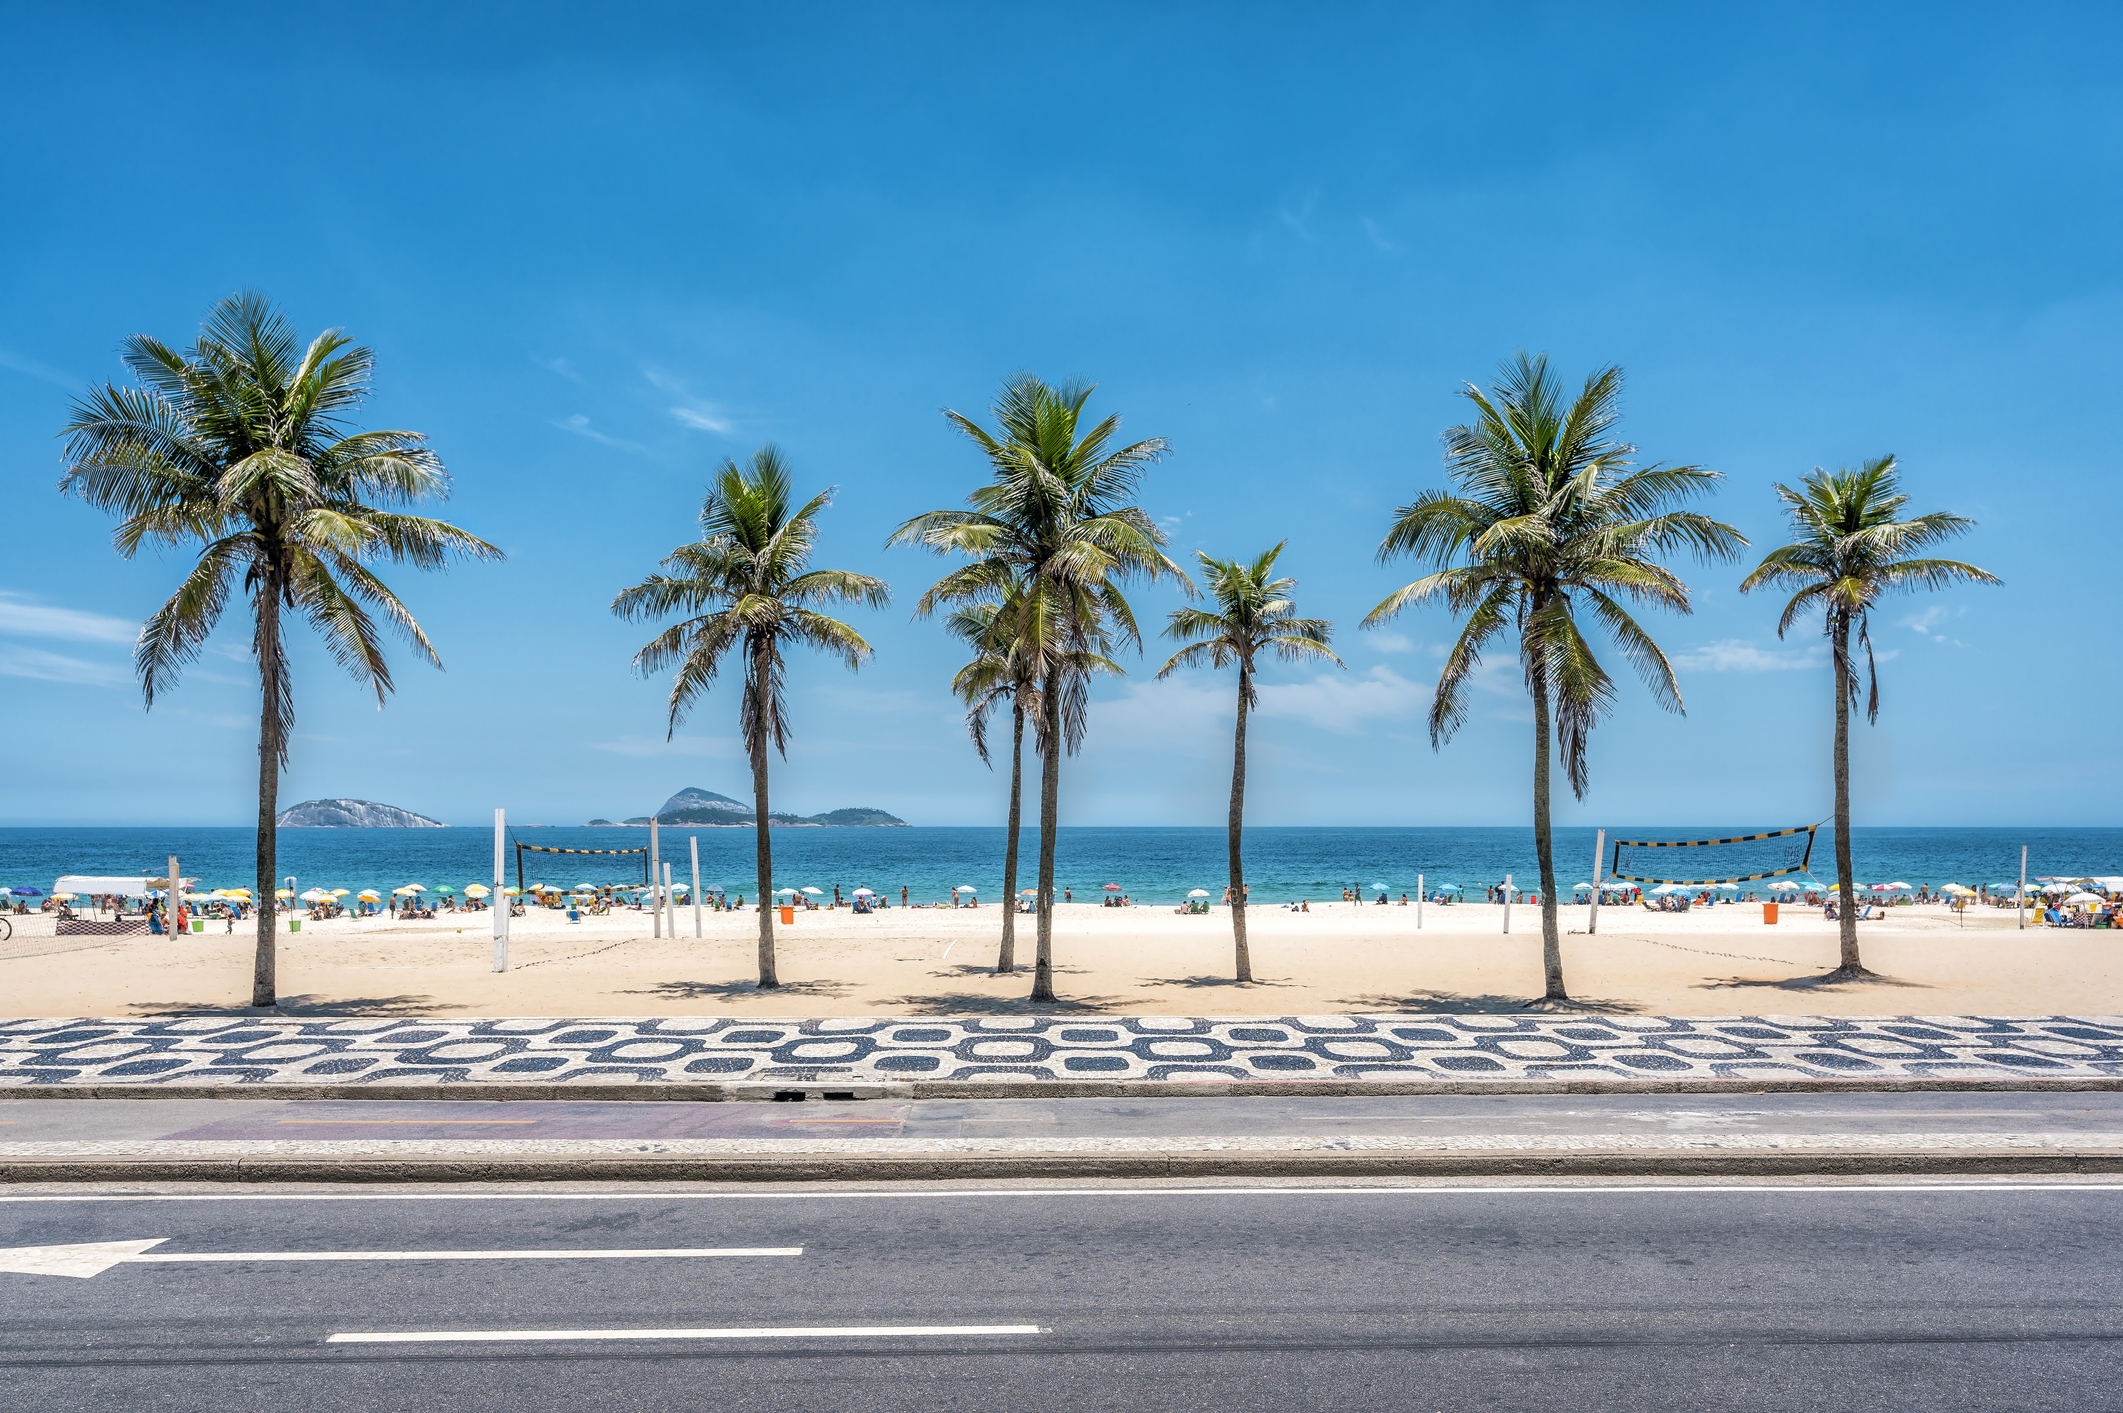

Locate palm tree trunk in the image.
[1830,611,1863,975]
[748,651,778,989]
[1228,669,1252,984]
[997,702,1024,973]
[251,583,281,1009]
[1032,671,1061,1003]
[1529,666,1567,1002]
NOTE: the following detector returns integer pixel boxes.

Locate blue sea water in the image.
[0,826,2112,904]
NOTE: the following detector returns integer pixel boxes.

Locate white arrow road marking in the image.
[0,1241,799,1278]
[329,1323,1044,1344]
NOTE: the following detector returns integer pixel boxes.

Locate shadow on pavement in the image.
[871,989,1126,1015]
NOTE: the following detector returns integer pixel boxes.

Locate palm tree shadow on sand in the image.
[1701,970,1929,993]
[1163,974,1299,990]
[623,979,857,1001]
[872,989,1127,1016]
[1339,990,1646,1015]
[128,994,466,1017]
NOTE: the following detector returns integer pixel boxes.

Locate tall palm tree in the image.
[613,446,889,988]
[891,375,1188,1002]
[1366,354,1743,1005]
[1739,456,1996,977]
[59,291,501,1008]
[1159,543,1339,982]
[947,587,1118,973]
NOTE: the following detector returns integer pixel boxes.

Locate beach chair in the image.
[1856,905,1879,921]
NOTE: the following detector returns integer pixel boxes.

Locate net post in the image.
[2018,844,2027,930]
[1416,873,1423,930]
[650,820,662,939]
[691,836,702,938]
[1589,830,1604,935]
[492,808,508,973]
[1503,873,1511,934]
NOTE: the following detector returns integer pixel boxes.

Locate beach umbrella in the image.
[330,889,349,897]
[1436,883,1461,891]
[774,887,799,896]
[1768,880,1802,892]
[1715,882,1741,891]
[51,891,77,901]
[435,885,455,895]
[1018,889,1037,897]
[2067,892,2105,906]
[500,886,520,896]
[852,888,877,897]
[1369,881,1390,891]
[954,885,978,894]
[1188,889,1211,898]
[274,888,293,899]
[464,884,490,898]
[11,887,40,897]
[357,889,382,901]
[1102,883,1122,892]
[299,888,329,902]
[1651,884,1689,894]
[394,885,426,896]
[801,887,823,896]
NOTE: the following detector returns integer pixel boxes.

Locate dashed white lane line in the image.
[328,1323,1042,1344]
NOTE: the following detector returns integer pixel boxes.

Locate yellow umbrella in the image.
[464,884,491,898]
[393,885,426,896]
[357,889,382,901]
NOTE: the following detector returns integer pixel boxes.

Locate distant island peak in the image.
[581,785,905,828]
[277,798,446,829]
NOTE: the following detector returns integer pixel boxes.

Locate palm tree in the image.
[1739,456,1997,977]
[891,375,1188,1002]
[1158,543,1339,982]
[612,446,889,988]
[1366,354,1743,1005]
[59,291,502,1008]
[947,587,1119,973]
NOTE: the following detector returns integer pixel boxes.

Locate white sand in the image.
[2,897,2109,1017]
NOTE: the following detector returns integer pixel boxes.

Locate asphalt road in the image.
[8,1088,2123,1142]
[7,1178,2123,1411]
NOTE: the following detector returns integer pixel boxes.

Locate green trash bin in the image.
[288,918,301,932]
[190,919,204,933]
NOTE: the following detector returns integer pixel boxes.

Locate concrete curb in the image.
[7,1149,2123,1183]
[7,1076,2123,1101]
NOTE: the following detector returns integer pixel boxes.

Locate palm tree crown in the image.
[1160,543,1339,702]
[612,445,888,988]
[59,290,501,1007]
[1366,353,1743,796]
[613,447,889,747]
[1739,455,1998,722]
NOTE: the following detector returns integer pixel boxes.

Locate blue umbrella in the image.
[1370,882,1390,891]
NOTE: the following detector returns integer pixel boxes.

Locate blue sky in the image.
[1,2,2115,829]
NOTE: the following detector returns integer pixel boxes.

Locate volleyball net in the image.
[1607,825,1820,886]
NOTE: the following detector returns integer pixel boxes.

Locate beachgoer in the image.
[1300,899,1310,912]
[1064,888,1072,903]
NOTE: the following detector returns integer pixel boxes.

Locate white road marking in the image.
[5,1182,2123,1204]
[329,1322,1042,1344]
[0,1240,798,1278]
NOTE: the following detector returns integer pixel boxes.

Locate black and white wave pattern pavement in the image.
[4,1014,2123,1087]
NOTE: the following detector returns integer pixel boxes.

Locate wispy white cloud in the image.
[551,414,645,453]
[1361,216,1400,254]
[1277,191,1318,241]
[590,734,742,759]
[533,355,585,384]
[1672,639,1829,672]
[644,370,736,435]
[0,591,138,645]
[0,647,127,687]
[0,347,81,388]
[1898,605,1967,645]
[1367,631,1415,654]
[1258,666,1429,735]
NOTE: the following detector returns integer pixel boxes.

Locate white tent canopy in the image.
[53,876,183,896]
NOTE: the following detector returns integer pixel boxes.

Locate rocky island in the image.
[275,798,446,828]
[587,786,906,828]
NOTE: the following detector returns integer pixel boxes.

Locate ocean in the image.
[0,826,2112,904]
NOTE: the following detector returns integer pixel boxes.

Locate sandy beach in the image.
[1,899,2110,1018]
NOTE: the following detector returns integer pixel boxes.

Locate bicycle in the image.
[0,915,12,942]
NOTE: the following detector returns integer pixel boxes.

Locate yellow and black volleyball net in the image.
[1608,825,1820,886]
[513,841,650,892]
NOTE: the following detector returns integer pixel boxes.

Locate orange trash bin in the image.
[1763,902,1779,924]
[779,905,795,925]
